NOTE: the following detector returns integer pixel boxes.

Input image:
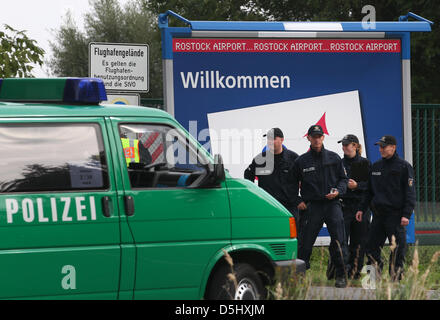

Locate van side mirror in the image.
[187,154,225,189]
[213,154,226,183]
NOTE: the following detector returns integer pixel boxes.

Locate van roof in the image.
[0,77,172,120]
[0,101,173,119]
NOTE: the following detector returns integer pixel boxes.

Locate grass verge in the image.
[267,243,440,300]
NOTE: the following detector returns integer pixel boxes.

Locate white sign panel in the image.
[89,42,149,93]
[207,90,365,179]
[69,161,104,189]
[103,94,141,106]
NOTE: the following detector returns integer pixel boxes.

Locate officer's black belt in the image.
[373,204,402,215]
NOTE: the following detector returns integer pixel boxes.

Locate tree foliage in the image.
[0,24,45,78]
[249,0,440,103]
[49,13,89,78]
[49,0,439,102]
[145,0,267,22]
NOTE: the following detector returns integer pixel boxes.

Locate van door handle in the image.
[102,196,111,218]
[124,196,135,217]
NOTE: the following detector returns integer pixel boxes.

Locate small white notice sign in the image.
[89,42,149,93]
[69,161,104,189]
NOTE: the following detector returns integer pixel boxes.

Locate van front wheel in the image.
[206,263,266,300]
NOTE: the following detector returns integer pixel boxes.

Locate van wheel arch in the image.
[204,250,275,300]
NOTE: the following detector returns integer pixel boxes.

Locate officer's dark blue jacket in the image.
[359,152,416,219]
[342,153,372,203]
[293,146,348,205]
[244,148,298,209]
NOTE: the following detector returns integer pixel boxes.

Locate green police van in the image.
[0,78,304,300]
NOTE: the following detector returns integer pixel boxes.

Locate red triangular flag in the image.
[304,112,330,137]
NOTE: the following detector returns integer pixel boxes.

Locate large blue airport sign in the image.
[160,12,433,244]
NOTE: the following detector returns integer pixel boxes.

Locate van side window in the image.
[0,123,109,193]
[119,124,208,189]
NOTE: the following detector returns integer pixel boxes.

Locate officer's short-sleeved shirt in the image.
[360,153,416,219]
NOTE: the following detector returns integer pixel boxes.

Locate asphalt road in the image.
[307,286,440,300]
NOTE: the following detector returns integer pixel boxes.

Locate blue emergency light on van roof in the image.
[0,78,107,104]
[63,78,107,104]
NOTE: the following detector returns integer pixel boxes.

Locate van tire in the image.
[206,263,266,300]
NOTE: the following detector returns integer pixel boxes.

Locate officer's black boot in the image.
[335,276,347,288]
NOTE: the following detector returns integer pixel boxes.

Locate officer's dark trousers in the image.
[366,211,407,280]
[342,200,371,276]
[295,209,308,261]
[298,200,347,278]
[286,206,304,256]
[285,206,299,222]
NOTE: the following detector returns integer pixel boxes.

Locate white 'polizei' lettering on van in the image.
[90,197,97,221]
[37,198,49,223]
[76,197,87,221]
[180,71,291,89]
[4,197,97,224]
[22,198,35,223]
[6,199,18,224]
[61,197,72,222]
[51,198,58,222]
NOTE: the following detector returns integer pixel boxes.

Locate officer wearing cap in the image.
[244,128,299,218]
[293,125,349,288]
[333,134,372,280]
[356,135,416,281]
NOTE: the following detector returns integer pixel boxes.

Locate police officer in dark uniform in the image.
[338,134,372,279]
[244,128,299,218]
[293,125,349,288]
[356,135,416,281]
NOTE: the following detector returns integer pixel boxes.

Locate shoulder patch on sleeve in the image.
[408,178,414,187]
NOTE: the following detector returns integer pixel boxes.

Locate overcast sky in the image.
[0,0,130,77]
